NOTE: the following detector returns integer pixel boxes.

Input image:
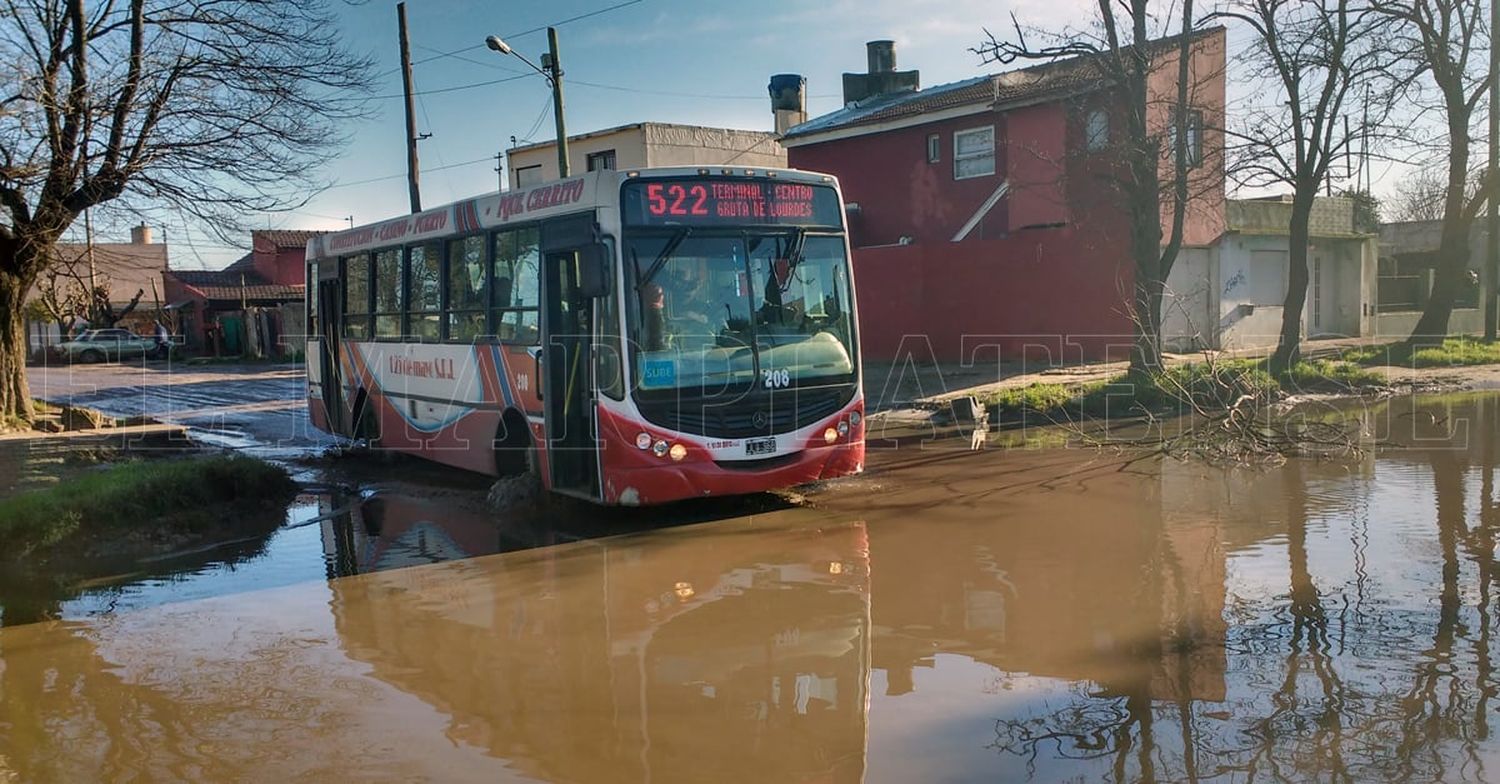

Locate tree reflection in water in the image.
[978,394,1500,783]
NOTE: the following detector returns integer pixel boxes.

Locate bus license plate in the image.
[744,437,777,456]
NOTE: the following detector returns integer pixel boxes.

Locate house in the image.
[1374,220,1491,338]
[162,229,324,354]
[24,223,168,351]
[1163,196,1379,350]
[779,34,1227,363]
[505,122,787,189]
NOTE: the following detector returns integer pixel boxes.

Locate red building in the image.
[163,229,326,352]
[781,33,1226,363]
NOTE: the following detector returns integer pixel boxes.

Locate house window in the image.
[953,126,995,180]
[1084,107,1110,152]
[492,226,541,344]
[446,235,488,342]
[342,254,371,339]
[515,165,543,188]
[587,150,617,171]
[1167,108,1204,168]
[406,242,442,341]
[927,133,940,164]
[372,248,403,339]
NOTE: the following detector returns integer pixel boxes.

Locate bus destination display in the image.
[622,179,842,228]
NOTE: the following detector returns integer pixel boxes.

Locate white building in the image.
[1163,196,1378,351]
[505,122,787,189]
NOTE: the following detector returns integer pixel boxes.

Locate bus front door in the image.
[317,279,346,435]
[542,248,601,499]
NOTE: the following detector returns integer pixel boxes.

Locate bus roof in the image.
[305,166,840,260]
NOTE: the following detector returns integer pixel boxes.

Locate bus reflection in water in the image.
[319,496,872,782]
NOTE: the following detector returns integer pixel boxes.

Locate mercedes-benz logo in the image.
[751,410,768,429]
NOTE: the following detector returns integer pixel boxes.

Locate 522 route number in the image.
[646,183,709,217]
[762,369,790,389]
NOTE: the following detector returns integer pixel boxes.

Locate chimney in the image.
[769,74,807,136]
[842,39,920,105]
[867,40,896,74]
[130,222,153,244]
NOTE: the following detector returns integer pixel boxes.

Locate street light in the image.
[487,28,570,178]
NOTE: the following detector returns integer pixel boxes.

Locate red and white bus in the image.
[306,167,864,505]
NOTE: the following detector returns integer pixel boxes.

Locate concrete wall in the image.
[1373,308,1485,338]
[507,124,784,188]
[508,126,650,187]
[641,124,785,169]
[1210,232,1374,349]
[851,225,1134,363]
[1162,246,1217,352]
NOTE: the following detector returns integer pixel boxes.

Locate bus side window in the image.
[343,254,371,339]
[492,226,541,344]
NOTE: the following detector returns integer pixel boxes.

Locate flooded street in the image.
[6,393,1500,781]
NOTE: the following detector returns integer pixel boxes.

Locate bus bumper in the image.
[603,441,865,506]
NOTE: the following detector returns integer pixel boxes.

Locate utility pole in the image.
[546,27,569,177]
[494,151,505,191]
[1488,0,1499,340]
[83,209,97,294]
[397,2,422,213]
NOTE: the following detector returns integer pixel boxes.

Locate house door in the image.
[317,279,346,435]
[542,248,600,499]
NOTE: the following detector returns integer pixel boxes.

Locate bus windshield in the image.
[628,232,855,393]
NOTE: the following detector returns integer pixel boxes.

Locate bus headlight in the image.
[653,439,669,457]
[636,432,652,450]
[669,443,687,461]
[837,420,850,436]
[823,427,839,444]
[849,411,862,427]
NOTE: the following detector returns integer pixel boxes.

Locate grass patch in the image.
[0,455,297,560]
[981,358,1382,422]
[1343,337,1500,368]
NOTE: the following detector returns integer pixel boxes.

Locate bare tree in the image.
[1389,166,1485,223]
[974,0,1216,375]
[1216,0,1390,369]
[1373,0,1494,343]
[0,0,373,421]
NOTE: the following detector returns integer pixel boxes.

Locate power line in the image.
[569,78,841,101]
[372,72,535,100]
[378,0,645,77]
[323,156,495,189]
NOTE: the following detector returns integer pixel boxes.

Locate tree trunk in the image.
[1408,122,1475,346]
[1408,229,1472,345]
[0,274,35,423]
[1271,197,1316,371]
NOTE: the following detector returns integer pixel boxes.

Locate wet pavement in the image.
[25,360,336,457]
[2,392,1500,779]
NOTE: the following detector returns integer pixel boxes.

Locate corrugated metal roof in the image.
[193,283,303,301]
[783,29,1220,142]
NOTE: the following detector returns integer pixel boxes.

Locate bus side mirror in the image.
[578,243,611,299]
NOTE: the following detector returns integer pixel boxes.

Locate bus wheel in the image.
[494,410,533,476]
[351,392,380,444]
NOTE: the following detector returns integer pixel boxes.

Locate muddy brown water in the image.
[4,392,1500,781]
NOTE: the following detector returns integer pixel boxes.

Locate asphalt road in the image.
[27,359,336,457]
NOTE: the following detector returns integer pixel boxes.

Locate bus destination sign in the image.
[622,179,842,228]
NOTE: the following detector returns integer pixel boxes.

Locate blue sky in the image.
[153,0,1092,268]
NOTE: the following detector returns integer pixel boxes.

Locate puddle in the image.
[5,392,1500,781]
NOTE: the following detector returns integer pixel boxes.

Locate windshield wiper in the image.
[637,227,692,291]
[780,228,808,292]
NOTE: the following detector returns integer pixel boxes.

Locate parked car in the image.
[54,328,162,363]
